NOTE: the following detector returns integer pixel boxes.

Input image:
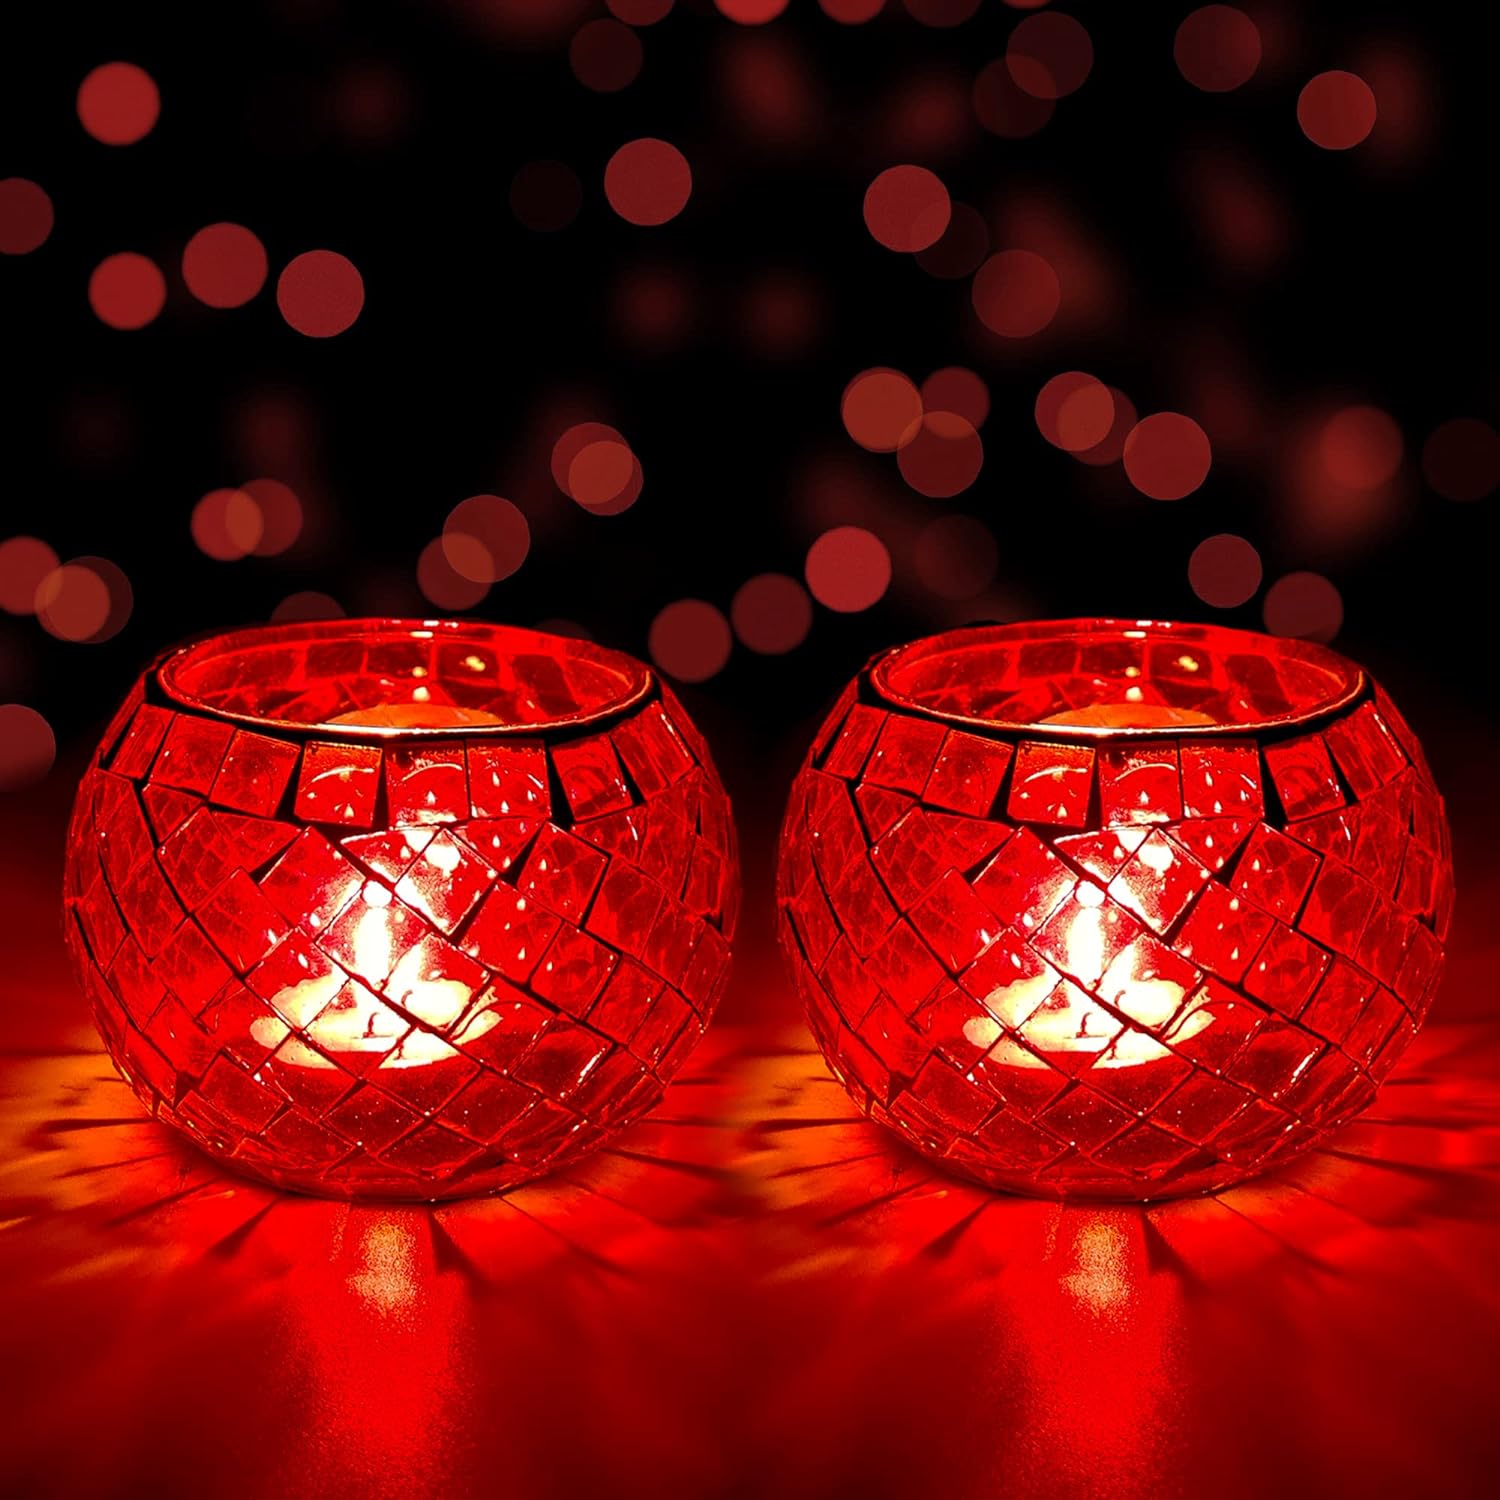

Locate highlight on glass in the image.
[777,619,1452,1199]
[64,619,739,1199]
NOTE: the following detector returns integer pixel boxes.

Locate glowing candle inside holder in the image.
[64,618,739,1199]
[777,618,1452,1200]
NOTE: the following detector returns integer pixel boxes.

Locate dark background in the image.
[2,0,1494,810]
[4,10,1500,1498]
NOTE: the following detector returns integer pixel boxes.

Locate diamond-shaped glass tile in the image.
[1264,734,1345,819]
[460,887,560,983]
[317,881,425,986]
[1173,881,1272,983]
[150,714,235,795]
[517,822,608,922]
[971,827,1075,932]
[385,931,487,1030]
[294,742,383,828]
[1105,829,1210,932]
[466,739,551,820]
[530,924,619,1015]
[1243,922,1330,1014]
[109,704,174,778]
[384,745,468,825]
[393,829,497,933]
[864,714,947,795]
[1231,822,1320,920]
[1180,740,1263,820]
[1006,741,1095,828]
[259,829,366,933]
[210,731,301,816]
[923,729,1012,817]
[908,870,1002,975]
[1098,744,1183,825]
[553,732,634,820]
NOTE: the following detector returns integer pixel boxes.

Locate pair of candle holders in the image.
[63,617,1452,1202]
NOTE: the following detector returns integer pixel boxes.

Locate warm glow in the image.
[1043,704,1218,729]
[249,891,499,1069]
[329,704,508,729]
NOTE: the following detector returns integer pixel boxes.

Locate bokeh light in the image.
[330,60,411,146]
[89,252,166,330]
[0,537,60,615]
[716,0,790,22]
[241,477,304,556]
[649,599,733,681]
[1123,412,1213,500]
[276,250,365,337]
[34,563,111,642]
[1263,571,1344,642]
[76,61,160,146]
[192,487,264,560]
[612,263,695,351]
[973,59,1055,138]
[182,223,268,309]
[914,201,989,279]
[1035,371,1114,452]
[1174,7,1261,93]
[862,165,951,254]
[443,494,530,582]
[1007,13,1094,101]
[1074,387,1137,466]
[805,526,891,613]
[1298,71,1378,151]
[0,179,54,255]
[896,411,983,498]
[608,0,673,22]
[1318,405,1403,490]
[570,19,643,93]
[731,573,813,654]
[914,514,998,600]
[1422,417,1500,502]
[510,160,583,232]
[69,556,132,643]
[921,366,989,429]
[717,31,819,147]
[972,249,1060,337]
[1189,532,1263,608]
[841,368,922,452]
[739,271,823,358]
[272,591,344,623]
[1036,371,1105,450]
[568,440,641,512]
[552,423,643,513]
[0,705,55,792]
[605,138,692,226]
[1356,41,1436,167]
[417,536,489,610]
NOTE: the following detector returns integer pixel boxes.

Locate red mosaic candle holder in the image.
[777,619,1453,1199]
[63,619,739,1199]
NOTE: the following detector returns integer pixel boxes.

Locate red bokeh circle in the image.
[1123,413,1213,500]
[182,223,268,309]
[277,251,365,337]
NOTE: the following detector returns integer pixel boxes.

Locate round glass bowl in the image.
[64,620,739,1199]
[777,619,1452,1199]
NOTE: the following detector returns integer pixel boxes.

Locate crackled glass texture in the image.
[63,620,739,1198]
[777,620,1453,1199]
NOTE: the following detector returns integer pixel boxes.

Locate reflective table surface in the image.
[2,760,1497,1499]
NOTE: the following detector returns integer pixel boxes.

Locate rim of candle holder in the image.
[868,618,1366,742]
[155,617,656,741]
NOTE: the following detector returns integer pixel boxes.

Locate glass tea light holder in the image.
[777,619,1452,1199]
[64,620,739,1199]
